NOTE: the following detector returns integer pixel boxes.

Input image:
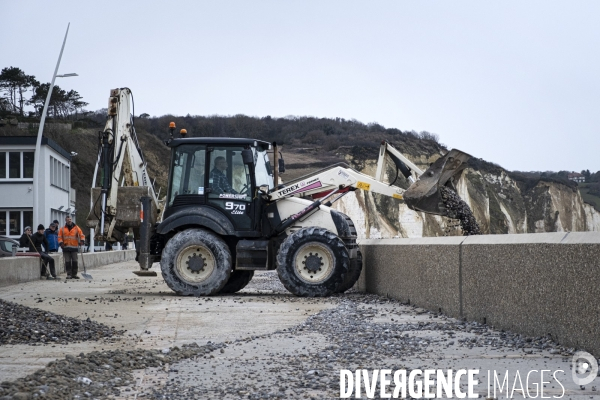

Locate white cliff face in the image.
[584,203,600,231]
[331,160,600,238]
[397,204,424,238]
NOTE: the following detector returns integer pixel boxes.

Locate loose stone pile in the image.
[0,299,124,346]
[440,186,481,235]
[0,342,224,399]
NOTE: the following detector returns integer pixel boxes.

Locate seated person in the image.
[209,156,238,194]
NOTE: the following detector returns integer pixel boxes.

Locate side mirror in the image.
[242,149,254,165]
[278,158,285,173]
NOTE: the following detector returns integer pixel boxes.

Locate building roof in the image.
[0,136,72,161]
[568,172,584,178]
[168,137,271,149]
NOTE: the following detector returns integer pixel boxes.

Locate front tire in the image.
[276,227,349,297]
[160,229,232,296]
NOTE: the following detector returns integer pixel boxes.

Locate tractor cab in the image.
[163,138,273,233]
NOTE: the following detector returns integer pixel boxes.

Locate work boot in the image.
[72,275,80,279]
[66,276,72,279]
[46,276,55,280]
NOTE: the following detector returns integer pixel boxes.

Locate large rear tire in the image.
[336,250,362,293]
[218,270,254,294]
[276,227,349,297]
[160,229,232,296]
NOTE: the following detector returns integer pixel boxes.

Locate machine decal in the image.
[338,170,350,179]
[356,181,371,191]
[291,180,322,194]
[225,202,246,215]
[392,193,403,199]
[278,183,301,196]
[219,193,246,199]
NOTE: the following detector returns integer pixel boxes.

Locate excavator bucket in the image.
[403,149,471,217]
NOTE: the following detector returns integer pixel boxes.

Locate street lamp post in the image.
[33,23,75,229]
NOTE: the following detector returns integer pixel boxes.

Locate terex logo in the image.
[278,183,300,196]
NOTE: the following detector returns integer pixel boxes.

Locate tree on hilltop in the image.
[28,83,88,119]
[0,66,38,116]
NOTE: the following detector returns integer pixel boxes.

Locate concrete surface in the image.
[0,256,45,286]
[360,232,600,357]
[0,250,135,287]
[1,259,599,399]
[0,260,335,382]
[462,242,600,358]
[360,240,462,317]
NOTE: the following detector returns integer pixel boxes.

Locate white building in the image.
[567,172,585,183]
[0,136,75,238]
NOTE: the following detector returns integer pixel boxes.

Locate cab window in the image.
[208,147,252,201]
[253,148,274,189]
[168,145,206,206]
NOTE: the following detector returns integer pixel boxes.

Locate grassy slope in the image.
[578,183,600,212]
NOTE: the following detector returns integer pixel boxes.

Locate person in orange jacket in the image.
[58,215,85,279]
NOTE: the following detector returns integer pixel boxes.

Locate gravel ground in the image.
[143,294,576,400]
[0,342,224,399]
[0,299,124,346]
[0,272,588,400]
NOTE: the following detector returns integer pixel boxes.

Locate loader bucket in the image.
[403,149,471,217]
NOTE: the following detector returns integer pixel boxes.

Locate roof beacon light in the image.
[166,122,176,144]
[180,129,187,137]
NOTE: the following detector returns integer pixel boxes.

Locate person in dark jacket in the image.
[44,223,59,253]
[19,226,32,248]
[20,224,57,279]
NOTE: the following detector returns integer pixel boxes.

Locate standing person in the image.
[44,223,59,253]
[58,215,85,279]
[21,225,57,279]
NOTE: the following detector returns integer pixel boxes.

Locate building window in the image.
[0,151,35,180]
[9,211,20,236]
[51,209,70,226]
[0,210,33,237]
[23,152,34,178]
[9,152,20,178]
[49,156,70,191]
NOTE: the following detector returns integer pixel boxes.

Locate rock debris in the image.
[0,299,123,346]
[440,186,481,235]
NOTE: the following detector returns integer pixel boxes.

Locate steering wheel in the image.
[239,183,250,195]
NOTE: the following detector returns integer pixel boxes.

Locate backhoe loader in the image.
[87,88,477,297]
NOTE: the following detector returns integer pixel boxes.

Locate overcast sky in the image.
[2,1,599,172]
